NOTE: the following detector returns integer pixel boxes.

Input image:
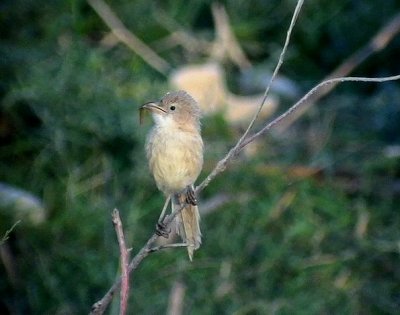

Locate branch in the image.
[111,209,130,315]
[196,74,400,194]
[90,203,187,315]
[196,0,305,193]
[167,280,186,315]
[240,75,400,149]
[87,0,170,75]
[94,69,400,315]
[211,3,252,69]
[90,3,304,311]
[277,11,400,130]
[88,1,400,313]
[90,73,400,315]
[0,220,21,245]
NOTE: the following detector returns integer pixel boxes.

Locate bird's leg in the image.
[156,195,171,238]
[158,195,171,222]
[185,185,198,206]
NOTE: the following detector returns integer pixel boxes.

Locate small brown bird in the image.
[141,90,203,260]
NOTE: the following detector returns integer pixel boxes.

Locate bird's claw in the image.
[186,187,198,206]
[156,222,170,238]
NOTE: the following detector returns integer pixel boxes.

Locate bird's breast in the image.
[146,125,203,195]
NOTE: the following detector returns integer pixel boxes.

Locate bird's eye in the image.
[170,106,176,111]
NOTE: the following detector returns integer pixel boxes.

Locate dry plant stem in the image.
[330,12,400,78]
[90,204,186,315]
[90,74,400,315]
[197,74,400,194]
[196,0,304,193]
[278,12,400,130]
[111,209,130,315]
[89,1,400,312]
[167,280,186,315]
[154,12,210,54]
[0,220,20,245]
[87,0,170,75]
[211,3,252,69]
[240,75,400,150]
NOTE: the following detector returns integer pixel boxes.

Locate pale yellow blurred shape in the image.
[170,63,278,124]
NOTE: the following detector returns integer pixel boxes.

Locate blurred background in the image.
[1,0,400,314]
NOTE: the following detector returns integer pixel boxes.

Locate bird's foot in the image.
[156,221,170,238]
[186,186,198,206]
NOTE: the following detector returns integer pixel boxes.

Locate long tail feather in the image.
[172,194,201,261]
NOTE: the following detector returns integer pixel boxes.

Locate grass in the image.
[1,0,400,314]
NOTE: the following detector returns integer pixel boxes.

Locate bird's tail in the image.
[172,192,201,261]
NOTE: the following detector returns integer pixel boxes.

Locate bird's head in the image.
[140,90,201,131]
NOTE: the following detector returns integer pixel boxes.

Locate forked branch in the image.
[89,0,400,313]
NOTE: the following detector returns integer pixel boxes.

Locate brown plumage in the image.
[141,90,203,260]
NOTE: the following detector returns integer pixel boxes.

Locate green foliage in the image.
[1,0,400,314]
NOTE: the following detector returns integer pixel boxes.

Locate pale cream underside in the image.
[146,115,203,195]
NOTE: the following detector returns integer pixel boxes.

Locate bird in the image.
[140,90,203,261]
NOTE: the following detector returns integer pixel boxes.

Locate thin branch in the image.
[111,209,130,315]
[196,0,304,193]
[90,203,186,315]
[211,3,252,69]
[196,74,400,194]
[90,74,400,315]
[167,280,186,315]
[331,12,400,78]
[277,11,400,130]
[0,220,21,245]
[87,0,170,75]
[240,75,400,149]
[88,1,400,313]
[154,12,211,54]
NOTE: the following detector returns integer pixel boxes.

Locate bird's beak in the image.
[140,102,167,124]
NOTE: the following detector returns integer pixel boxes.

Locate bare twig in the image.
[88,1,400,313]
[330,12,400,78]
[90,203,186,315]
[278,12,400,130]
[90,73,400,315]
[87,0,170,75]
[90,4,304,312]
[0,220,21,245]
[154,12,211,54]
[196,0,304,193]
[195,74,400,195]
[167,280,186,315]
[211,3,252,69]
[240,75,400,149]
[111,209,130,315]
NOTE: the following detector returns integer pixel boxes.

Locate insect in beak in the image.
[139,102,167,124]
